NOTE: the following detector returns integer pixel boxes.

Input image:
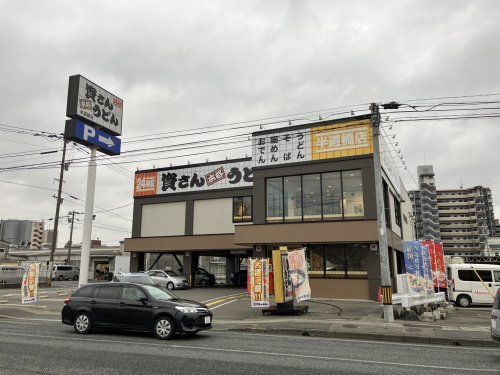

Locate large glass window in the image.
[265,170,365,222]
[325,245,346,278]
[394,196,402,227]
[306,246,324,278]
[343,170,364,218]
[322,172,342,220]
[266,178,283,222]
[345,244,368,278]
[233,196,252,222]
[283,176,302,222]
[302,174,322,221]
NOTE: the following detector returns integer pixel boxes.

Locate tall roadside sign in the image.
[65,75,123,286]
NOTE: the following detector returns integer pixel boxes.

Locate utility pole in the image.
[47,140,67,287]
[67,210,75,263]
[370,103,394,323]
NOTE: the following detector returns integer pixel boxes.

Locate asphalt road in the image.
[0,317,498,375]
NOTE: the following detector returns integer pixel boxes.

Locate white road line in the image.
[0,303,47,308]
[0,315,59,322]
[202,292,245,303]
[210,299,239,310]
[207,330,500,352]
[0,330,496,372]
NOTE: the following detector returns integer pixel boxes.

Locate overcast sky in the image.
[1,0,500,247]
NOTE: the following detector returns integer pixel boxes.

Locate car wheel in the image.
[73,275,79,281]
[154,316,175,340]
[199,279,208,287]
[457,294,472,308]
[58,275,64,281]
[166,282,174,291]
[74,312,92,334]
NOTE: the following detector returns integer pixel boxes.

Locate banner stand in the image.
[262,248,308,316]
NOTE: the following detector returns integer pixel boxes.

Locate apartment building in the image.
[408,165,441,242]
[410,166,496,256]
[0,220,45,250]
[437,186,495,255]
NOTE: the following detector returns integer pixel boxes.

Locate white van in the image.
[447,263,500,307]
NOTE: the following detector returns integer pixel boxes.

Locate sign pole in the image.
[79,147,97,286]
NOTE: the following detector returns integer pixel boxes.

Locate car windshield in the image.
[166,270,181,277]
[122,275,154,285]
[143,285,177,300]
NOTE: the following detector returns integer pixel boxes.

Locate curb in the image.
[225,327,500,348]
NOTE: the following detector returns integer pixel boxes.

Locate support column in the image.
[225,256,237,285]
[79,147,97,286]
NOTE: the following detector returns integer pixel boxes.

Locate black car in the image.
[62,282,212,340]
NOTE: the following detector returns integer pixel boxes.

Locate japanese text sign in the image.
[134,160,253,197]
[422,240,447,290]
[252,118,373,167]
[21,263,39,304]
[67,75,123,136]
[287,248,311,302]
[249,258,270,308]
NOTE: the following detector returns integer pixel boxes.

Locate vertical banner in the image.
[420,243,434,294]
[422,240,447,290]
[249,258,270,308]
[287,248,311,302]
[281,253,294,302]
[21,263,39,304]
[403,241,424,294]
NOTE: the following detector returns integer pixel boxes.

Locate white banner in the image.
[287,248,311,302]
[249,258,270,308]
[21,263,39,304]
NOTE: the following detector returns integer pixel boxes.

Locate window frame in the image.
[232,195,253,223]
[265,170,364,223]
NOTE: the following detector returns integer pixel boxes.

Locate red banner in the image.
[422,240,447,290]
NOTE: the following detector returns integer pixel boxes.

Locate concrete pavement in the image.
[0,317,499,374]
[1,282,498,348]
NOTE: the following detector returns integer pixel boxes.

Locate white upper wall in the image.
[400,179,415,241]
[141,202,186,237]
[193,198,234,235]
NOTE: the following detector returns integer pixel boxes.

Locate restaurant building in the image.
[124,115,415,300]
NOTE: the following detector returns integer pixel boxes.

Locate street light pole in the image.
[370,103,394,323]
[48,139,67,287]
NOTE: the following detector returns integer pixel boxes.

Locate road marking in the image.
[0,315,59,322]
[0,303,47,308]
[0,330,496,372]
[202,292,245,304]
[210,299,239,310]
[207,330,500,352]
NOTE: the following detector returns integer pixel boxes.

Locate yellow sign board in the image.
[311,119,373,160]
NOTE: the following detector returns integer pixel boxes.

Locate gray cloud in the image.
[1,0,500,246]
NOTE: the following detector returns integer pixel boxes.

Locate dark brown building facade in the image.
[125,116,411,300]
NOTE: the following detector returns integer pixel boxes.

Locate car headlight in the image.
[175,306,198,313]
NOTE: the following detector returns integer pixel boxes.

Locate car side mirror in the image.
[138,297,149,304]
